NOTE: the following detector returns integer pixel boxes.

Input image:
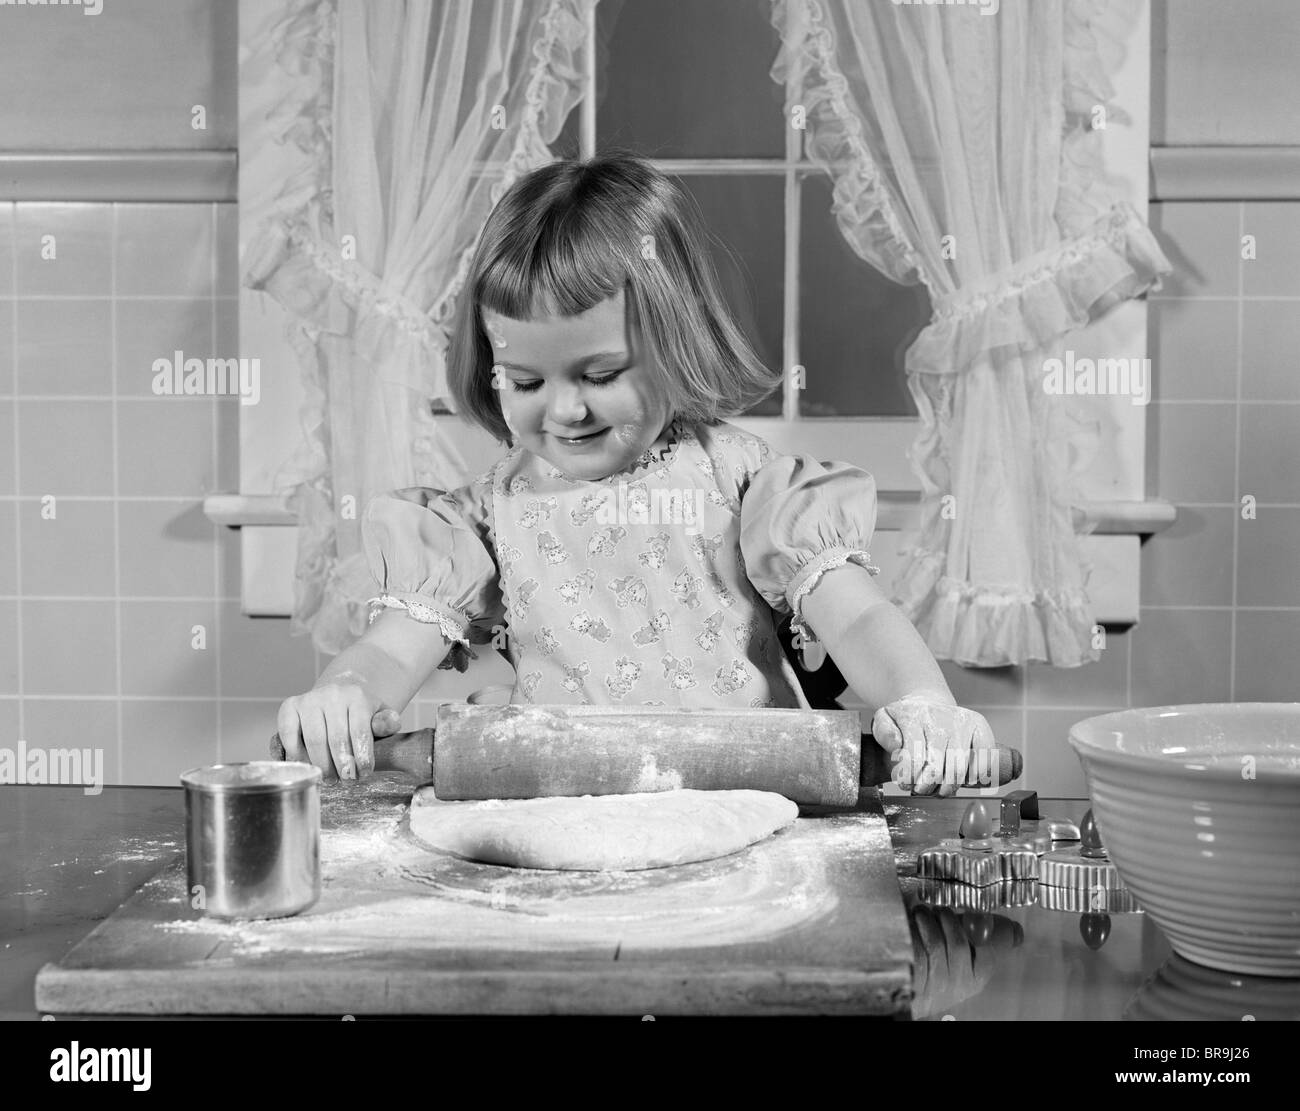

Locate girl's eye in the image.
[508,370,625,393]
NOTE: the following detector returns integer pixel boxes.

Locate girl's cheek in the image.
[612,405,646,447]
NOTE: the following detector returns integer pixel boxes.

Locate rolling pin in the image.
[269,704,1022,807]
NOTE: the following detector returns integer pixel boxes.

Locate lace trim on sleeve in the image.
[366,594,483,672]
[787,547,881,644]
[366,593,471,643]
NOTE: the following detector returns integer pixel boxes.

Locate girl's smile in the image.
[482,289,672,481]
[552,427,608,446]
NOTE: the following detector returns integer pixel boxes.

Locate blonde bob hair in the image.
[444,152,782,445]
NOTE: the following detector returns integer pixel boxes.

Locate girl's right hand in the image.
[276,685,402,782]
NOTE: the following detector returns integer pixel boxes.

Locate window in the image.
[232,0,1158,628]
[503,0,930,418]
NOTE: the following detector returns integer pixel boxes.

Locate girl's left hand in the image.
[871,694,997,797]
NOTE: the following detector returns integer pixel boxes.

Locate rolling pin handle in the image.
[858,735,1024,793]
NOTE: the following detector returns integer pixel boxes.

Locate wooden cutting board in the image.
[35,774,914,1016]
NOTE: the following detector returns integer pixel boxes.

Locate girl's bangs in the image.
[477,228,631,322]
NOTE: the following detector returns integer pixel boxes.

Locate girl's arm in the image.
[315,607,454,715]
[801,563,998,795]
[279,609,453,779]
[798,562,955,715]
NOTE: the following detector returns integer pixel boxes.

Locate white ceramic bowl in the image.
[1069,703,1300,978]
[1125,955,1300,1020]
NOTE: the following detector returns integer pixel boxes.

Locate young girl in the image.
[278,154,995,796]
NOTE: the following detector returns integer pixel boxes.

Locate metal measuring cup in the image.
[179,761,321,919]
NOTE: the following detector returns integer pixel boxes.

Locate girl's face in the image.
[482,288,672,481]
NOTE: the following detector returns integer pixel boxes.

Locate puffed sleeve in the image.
[740,454,881,645]
[361,484,505,666]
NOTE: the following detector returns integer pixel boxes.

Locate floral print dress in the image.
[361,417,880,708]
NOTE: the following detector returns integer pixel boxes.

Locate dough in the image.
[408,788,798,871]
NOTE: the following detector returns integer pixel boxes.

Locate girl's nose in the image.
[547,384,588,425]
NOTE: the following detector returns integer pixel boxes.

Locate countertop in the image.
[3,785,1296,1019]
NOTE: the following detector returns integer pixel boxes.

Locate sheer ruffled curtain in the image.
[243,0,594,654]
[769,0,1171,666]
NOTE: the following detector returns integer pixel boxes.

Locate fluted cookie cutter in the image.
[1037,809,1140,906]
[1036,808,1142,952]
[916,791,1080,886]
[915,877,1039,911]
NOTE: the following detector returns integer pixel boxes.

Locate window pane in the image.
[552,97,582,160]
[597,0,785,159]
[673,175,784,416]
[798,173,927,416]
